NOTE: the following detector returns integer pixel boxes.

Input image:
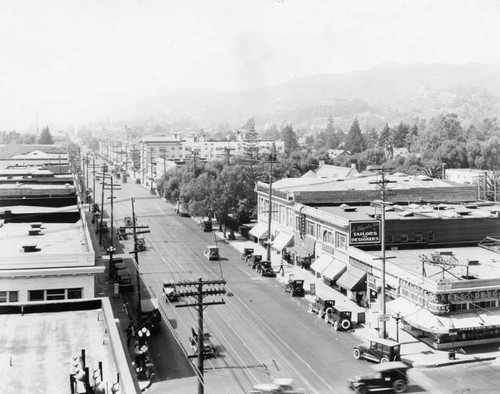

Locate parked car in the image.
[249,378,305,394]
[241,247,254,260]
[256,260,276,277]
[247,254,263,269]
[283,276,305,297]
[200,219,212,232]
[162,282,179,302]
[308,297,336,318]
[324,305,353,331]
[189,326,216,359]
[138,298,161,334]
[348,361,411,393]
[204,245,219,260]
[353,338,401,363]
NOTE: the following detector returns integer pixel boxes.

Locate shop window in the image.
[335,232,347,250]
[0,291,7,303]
[29,290,45,302]
[316,224,321,239]
[451,303,468,312]
[9,291,18,302]
[46,289,66,300]
[68,288,83,299]
[306,221,315,236]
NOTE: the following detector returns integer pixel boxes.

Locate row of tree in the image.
[0,127,55,145]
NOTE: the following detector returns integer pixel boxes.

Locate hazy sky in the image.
[1,0,500,130]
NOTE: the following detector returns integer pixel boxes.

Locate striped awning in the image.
[322,259,347,281]
[272,232,294,251]
[310,254,333,274]
[336,266,366,291]
[249,222,268,239]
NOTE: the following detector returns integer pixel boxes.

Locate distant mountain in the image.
[92,63,500,132]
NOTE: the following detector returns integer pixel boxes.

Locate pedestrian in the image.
[125,323,133,346]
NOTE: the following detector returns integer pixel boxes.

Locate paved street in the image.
[90,170,500,393]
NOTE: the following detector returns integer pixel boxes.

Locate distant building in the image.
[326,149,351,161]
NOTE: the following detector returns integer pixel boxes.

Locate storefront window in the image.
[29,290,45,302]
[46,289,66,300]
[68,288,83,299]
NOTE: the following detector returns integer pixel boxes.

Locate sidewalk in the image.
[213,226,500,369]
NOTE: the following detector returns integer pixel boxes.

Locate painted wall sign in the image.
[349,220,381,245]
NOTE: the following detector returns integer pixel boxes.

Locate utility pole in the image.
[266,143,277,262]
[92,155,96,213]
[98,165,108,244]
[224,136,234,166]
[85,153,89,210]
[370,168,396,340]
[127,197,151,317]
[103,176,121,248]
[150,147,154,190]
[175,278,226,394]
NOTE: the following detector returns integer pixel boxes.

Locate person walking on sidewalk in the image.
[125,323,134,346]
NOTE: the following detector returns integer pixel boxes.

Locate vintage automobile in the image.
[308,297,336,318]
[138,298,161,334]
[325,306,353,331]
[162,282,180,302]
[189,326,216,359]
[247,254,263,269]
[353,338,401,363]
[204,245,220,260]
[256,260,276,277]
[249,378,305,394]
[136,238,146,251]
[200,219,212,232]
[283,276,305,297]
[348,361,411,393]
[241,247,254,260]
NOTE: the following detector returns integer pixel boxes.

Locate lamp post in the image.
[392,312,402,342]
[107,246,116,280]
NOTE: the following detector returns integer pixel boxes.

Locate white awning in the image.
[322,259,347,281]
[310,254,333,274]
[272,232,294,251]
[249,222,268,239]
[386,298,448,334]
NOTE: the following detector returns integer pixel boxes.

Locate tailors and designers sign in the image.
[350,221,380,245]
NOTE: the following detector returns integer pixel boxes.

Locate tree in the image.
[281,123,299,157]
[38,126,54,144]
[344,119,366,153]
[241,118,260,161]
[392,122,410,148]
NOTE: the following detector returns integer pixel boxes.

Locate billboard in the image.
[350,220,381,245]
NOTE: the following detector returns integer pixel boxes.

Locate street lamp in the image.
[107,246,116,280]
[392,312,402,342]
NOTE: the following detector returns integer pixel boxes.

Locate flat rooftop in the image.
[319,202,500,222]
[0,307,119,393]
[367,245,500,283]
[0,221,91,268]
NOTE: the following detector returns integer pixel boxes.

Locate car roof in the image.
[368,337,400,346]
[372,361,411,372]
[273,378,294,386]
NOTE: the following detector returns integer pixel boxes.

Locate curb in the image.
[403,356,498,368]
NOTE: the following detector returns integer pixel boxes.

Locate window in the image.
[316,224,321,239]
[9,291,18,302]
[335,232,347,250]
[68,288,83,299]
[295,216,300,231]
[415,232,423,242]
[472,300,496,309]
[451,303,468,312]
[388,234,395,243]
[400,233,408,242]
[306,221,315,236]
[323,229,333,244]
[46,289,66,300]
[429,231,434,241]
[29,290,45,302]
[0,291,7,303]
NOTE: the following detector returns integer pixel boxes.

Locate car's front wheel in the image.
[380,356,390,363]
[393,379,407,393]
[353,348,361,359]
[355,384,368,394]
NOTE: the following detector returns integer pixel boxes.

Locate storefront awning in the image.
[249,222,268,239]
[310,254,333,274]
[387,297,448,334]
[288,244,311,257]
[272,232,294,251]
[322,259,347,281]
[336,266,366,292]
[288,236,315,257]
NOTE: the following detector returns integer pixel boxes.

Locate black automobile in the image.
[353,338,401,363]
[348,361,411,393]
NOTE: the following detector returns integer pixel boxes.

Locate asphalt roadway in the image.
[89,174,500,394]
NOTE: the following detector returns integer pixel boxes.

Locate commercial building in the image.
[252,166,500,348]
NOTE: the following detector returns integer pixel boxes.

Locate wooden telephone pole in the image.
[175,279,226,394]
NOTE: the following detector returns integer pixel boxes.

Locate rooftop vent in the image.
[28,229,41,236]
[30,222,43,228]
[22,244,39,252]
[340,204,357,212]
